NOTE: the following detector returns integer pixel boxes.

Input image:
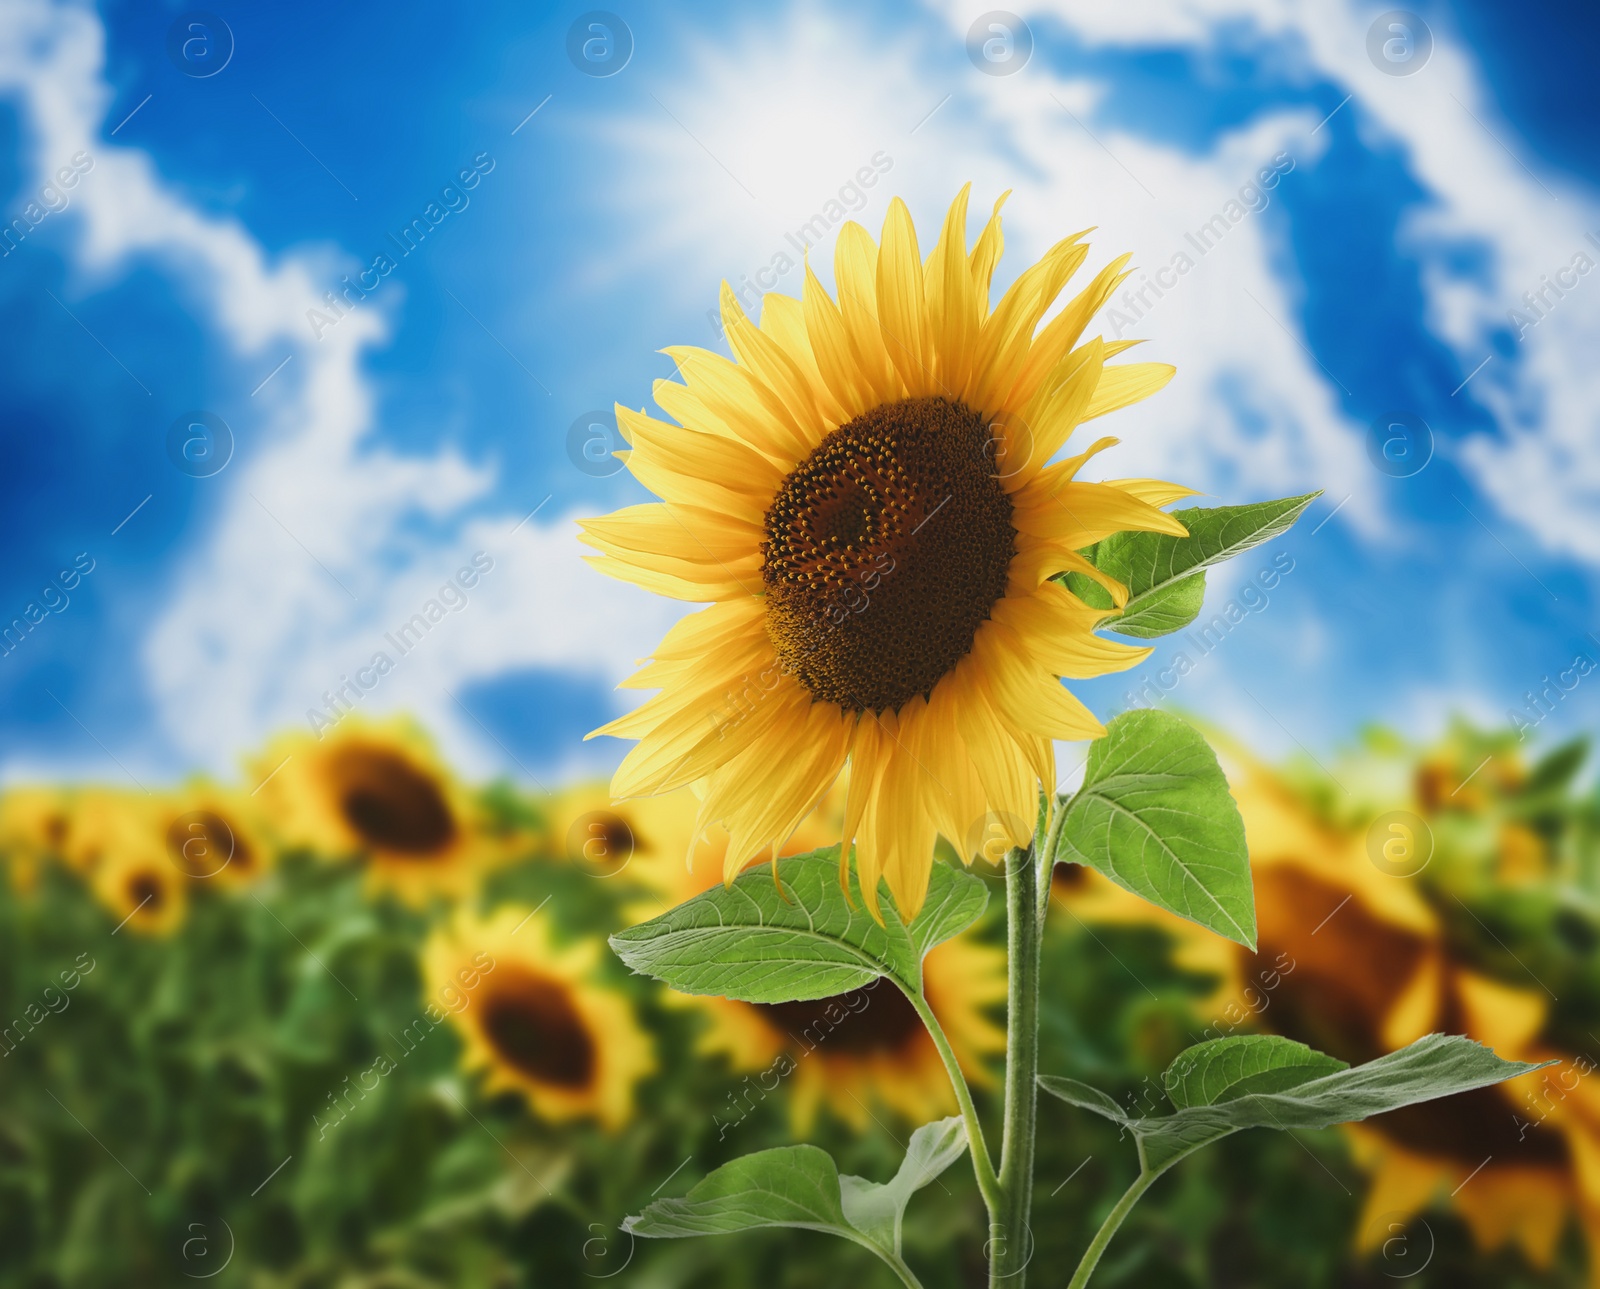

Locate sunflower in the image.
[89,832,187,936]
[582,186,1192,920]
[58,787,150,877]
[423,906,655,1130]
[1052,740,1600,1280]
[154,780,271,887]
[543,779,846,914]
[689,931,1005,1132]
[252,718,503,904]
[0,786,74,892]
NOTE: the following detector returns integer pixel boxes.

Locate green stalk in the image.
[1036,792,1070,928]
[905,989,1002,1215]
[990,837,1042,1286]
[883,1251,927,1289]
[1065,1170,1158,1289]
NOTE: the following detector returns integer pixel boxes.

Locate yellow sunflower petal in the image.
[925,184,979,397]
[615,404,784,522]
[1006,543,1129,607]
[1100,477,1202,508]
[919,682,994,863]
[859,703,940,921]
[968,234,1091,414]
[1083,361,1176,421]
[1014,478,1188,550]
[578,504,763,600]
[876,197,934,395]
[947,657,1037,842]
[972,621,1105,746]
[992,580,1152,678]
[1011,253,1130,407]
[659,344,810,466]
[759,291,844,415]
[802,258,871,416]
[1017,338,1105,473]
[719,283,831,453]
[709,698,851,875]
[833,220,899,405]
[967,189,1010,315]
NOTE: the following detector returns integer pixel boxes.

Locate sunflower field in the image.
[0,713,1594,1287]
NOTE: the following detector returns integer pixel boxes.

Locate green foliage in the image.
[609,847,987,1004]
[1065,493,1319,638]
[626,1118,967,1277]
[1057,710,1255,947]
[626,1144,858,1240]
[1162,1035,1346,1109]
[1041,1034,1549,1173]
[839,1117,967,1259]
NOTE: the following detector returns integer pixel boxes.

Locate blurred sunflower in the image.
[583,185,1193,919]
[59,787,150,877]
[543,779,845,915]
[89,833,187,936]
[0,786,73,891]
[1052,737,1600,1279]
[690,932,1005,1132]
[155,780,271,887]
[424,906,655,1131]
[253,719,504,904]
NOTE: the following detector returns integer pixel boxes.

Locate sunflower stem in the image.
[1037,791,1070,923]
[1064,1169,1158,1289]
[879,1248,928,1289]
[906,988,1002,1215]
[991,835,1043,1287]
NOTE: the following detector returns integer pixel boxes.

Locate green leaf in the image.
[1041,1033,1551,1174]
[624,1146,855,1240]
[1161,1035,1347,1109]
[1057,710,1255,947]
[839,1117,966,1258]
[609,847,986,1003]
[1064,493,1320,638]
[1524,736,1587,796]
[1111,570,1208,638]
[625,1128,967,1278]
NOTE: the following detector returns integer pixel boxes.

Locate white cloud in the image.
[609,0,1600,566]
[0,0,676,782]
[994,0,1600,564]
[600,2,1375,534]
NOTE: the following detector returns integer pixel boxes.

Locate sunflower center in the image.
[128,873,164,910]
[761,397,1015,713]
[166,810,246,878]
[480,971,596,1089]
[755,982,924,1055]
[332,745,458,856]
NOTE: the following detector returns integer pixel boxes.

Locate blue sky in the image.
[1,0,1598,790]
